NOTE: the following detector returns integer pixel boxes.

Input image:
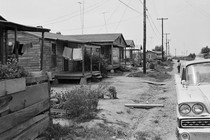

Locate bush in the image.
[107,86,118,99]
[149,62,155,69]
[62,86,99,121]
[84,52,108,77]
[0,58,29,80]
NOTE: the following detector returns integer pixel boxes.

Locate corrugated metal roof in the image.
[26,32,85,43]
[65,33,122,43]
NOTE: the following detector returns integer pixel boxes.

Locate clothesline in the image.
[62,47,83,60]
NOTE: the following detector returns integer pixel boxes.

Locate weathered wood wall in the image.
[0,76,50,140]
[8,31,79,76]
[8,31,41,71]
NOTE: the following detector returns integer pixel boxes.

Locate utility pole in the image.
[157,18,168,61]
[164,33,170,58]
[82,0,85,34]
[102,12,108,33]
[78,2,82,34]
[143,0,147,74]
[167,39,171,56]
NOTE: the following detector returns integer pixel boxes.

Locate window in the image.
[51,43,57,67]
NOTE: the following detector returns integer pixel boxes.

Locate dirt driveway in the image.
[51,64,178,140]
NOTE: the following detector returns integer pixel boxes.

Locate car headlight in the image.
[192,104,204,114]
[179,104,191,115]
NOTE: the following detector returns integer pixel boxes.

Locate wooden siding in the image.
[8,31,41,72]
[0,76,50,140]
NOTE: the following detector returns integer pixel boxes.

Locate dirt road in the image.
[87,65,177,140]
[51,64,177,140]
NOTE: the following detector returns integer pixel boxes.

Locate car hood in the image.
[178,85,210,108]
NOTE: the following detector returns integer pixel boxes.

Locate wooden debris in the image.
[143,80,166,85]
[125,103,164,109]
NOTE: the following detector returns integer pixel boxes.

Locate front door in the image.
[63,59,69,71]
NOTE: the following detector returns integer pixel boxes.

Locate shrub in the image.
[107,86,118,99]
[62,85,99,121]
[149,62,155,69]
[0,58,29,80]
[83,51,109,77]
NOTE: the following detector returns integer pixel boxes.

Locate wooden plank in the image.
[143,80,166,85]
[0,81,6,97]
[26,76,48,85]
[0,95,12,114]
[125,104,164,109]
[0,78,26,97]
[13,116,49,140]
[0,114,48,140]
[0,99,49,134]
[4,83,49,113]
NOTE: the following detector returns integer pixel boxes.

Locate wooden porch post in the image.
[40,32,44,71]
[99,47,101,71]
[0,28,3,64]
[5,30,8,63]
[119,47,121,66]
[125,47,126,65]
[82,45,85,76]
[111,44,113,65]
[14,28,18,61]
[90,47,93,74]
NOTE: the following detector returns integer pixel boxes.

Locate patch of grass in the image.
[127,60,173,82]
[41,123,127,140]
[134,131,162,140]
[39,123,73,140]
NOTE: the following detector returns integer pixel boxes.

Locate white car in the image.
[175,59,210,140]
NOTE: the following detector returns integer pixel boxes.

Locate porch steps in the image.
[91,73,102,82]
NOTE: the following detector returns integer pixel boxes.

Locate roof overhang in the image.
[0,20,50,32]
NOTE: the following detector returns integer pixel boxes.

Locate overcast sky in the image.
[1,0,210,56]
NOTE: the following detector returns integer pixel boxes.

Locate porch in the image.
[54,71,101,84]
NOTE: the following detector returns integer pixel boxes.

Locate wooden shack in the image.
[0,16,50,139]
[12,32,101,84]
[125,40,135,63]
[65,33,127,70]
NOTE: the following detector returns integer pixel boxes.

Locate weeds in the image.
[41,122,127,140]
[51,85,118,121]
[63,86,99,121]
[135,131,162,140]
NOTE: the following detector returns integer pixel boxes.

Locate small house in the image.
[0,16,50,66]
[11,31,101,84]
[146,50,162,61]
[65,33,127,70]
[125,40,135,61]
[0,16,51,140]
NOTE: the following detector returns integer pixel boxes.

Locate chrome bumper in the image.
[177,127,210,140]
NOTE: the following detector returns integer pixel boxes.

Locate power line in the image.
[147,10,161,35]
[147,16,160,40]
[114,0,130,32]
[39,0,105,26]
[183,0,210,20]
[62,15,141,32]
[35,0,105,26]
[138,0,143,5]
[118,0,142,14]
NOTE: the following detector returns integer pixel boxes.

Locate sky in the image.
[1,0,210,56]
